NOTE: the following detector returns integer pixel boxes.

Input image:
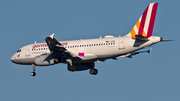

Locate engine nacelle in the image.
[35,54,58,66]
[67,62,95,71]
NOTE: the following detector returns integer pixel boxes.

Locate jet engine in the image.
[35,54,59,66]
[67,62,95,71]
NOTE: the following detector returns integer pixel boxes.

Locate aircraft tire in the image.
[94,69,98,75]
[89,69,98,75]
[30,72,36,76]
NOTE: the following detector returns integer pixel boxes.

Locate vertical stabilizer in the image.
[126,3,158,39]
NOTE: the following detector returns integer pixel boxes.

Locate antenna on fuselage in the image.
[34,41,36,44]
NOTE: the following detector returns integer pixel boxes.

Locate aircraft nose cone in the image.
[11,54,18,63]
[11,56,15,63]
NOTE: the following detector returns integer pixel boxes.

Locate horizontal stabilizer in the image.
[135,34,149,42]
[127,48,152,58]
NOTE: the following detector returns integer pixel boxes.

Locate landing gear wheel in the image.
[30,72,36,76]
[89,69,98,75]
[94,69,98,75]
[89,69,94,74]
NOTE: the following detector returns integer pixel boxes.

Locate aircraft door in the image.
[118,37,125,49]
[25,45,31,56]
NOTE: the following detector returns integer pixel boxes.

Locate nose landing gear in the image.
[30,64,36,76]
[30,72,36,76]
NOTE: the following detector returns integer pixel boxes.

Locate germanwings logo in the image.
[32,44,48,49]
[129,3,158,39]
[32,42,68,49]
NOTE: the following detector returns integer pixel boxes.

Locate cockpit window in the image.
[17,49,21,53]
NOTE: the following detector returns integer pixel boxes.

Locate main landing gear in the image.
[67,59,76,71]
[89,69,98,75]
[30,64,36,76]
[68,65,76,71]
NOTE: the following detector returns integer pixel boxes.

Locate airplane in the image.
[11,3,171,76]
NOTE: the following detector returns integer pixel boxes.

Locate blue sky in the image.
[0,0,179,101]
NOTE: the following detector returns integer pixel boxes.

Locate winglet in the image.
[147,48,152,54]
[50,33,55,39]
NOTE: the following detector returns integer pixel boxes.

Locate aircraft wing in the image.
[45,33,77,58]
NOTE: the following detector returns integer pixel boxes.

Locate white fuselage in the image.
[10,3,162,76]
[11,35,161,65]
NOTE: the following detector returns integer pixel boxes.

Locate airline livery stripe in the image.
[144,4,153,35]
[136,20,141,29]
[134,25,139,35]
[126,3,158,39]
[142,30,146,37]
[139,16,142,23]
[138,5,149,35]
[146,3,158,38]
[130,28,136,39]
